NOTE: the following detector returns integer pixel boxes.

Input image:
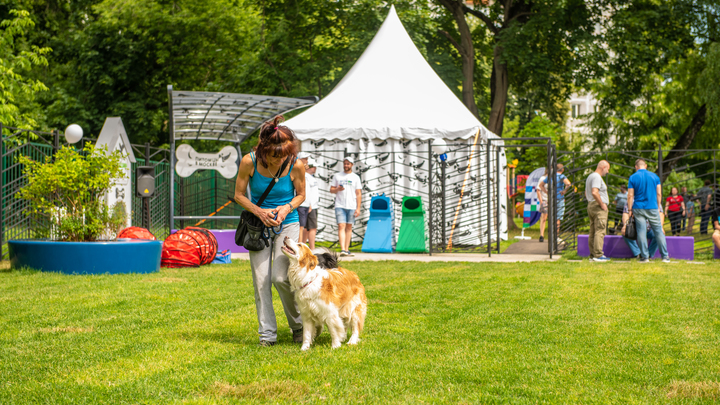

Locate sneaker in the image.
[539,236,544,242]
[339,251,348,257]
[292,329,303,344]
[638,258,650,263]
[346,251,355,257]
[592,256,611,262]
[259,340,276,347]
[662,257,670,263]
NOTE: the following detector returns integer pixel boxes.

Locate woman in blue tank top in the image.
[233,116,306,347]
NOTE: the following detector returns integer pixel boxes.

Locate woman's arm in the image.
[273,163,306,223]
[234,154,280,227]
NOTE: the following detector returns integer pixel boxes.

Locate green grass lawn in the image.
[3,259,720,404]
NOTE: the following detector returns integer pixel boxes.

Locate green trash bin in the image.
[396,196,427,253]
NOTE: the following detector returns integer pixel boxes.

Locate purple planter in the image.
[172,229,247,253]
[577,234,694,260]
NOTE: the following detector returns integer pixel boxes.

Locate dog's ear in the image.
[299,245,318,269]
[315,251,339,269]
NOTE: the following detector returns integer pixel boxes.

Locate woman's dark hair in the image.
[254,115,298,168]
[620,185,627,192]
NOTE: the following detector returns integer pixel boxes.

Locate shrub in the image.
[18,143,126,241]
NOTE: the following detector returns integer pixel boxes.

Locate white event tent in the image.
[285,5,507,248]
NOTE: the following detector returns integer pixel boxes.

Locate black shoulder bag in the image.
[625,213,638,240]
[235,157,290,251]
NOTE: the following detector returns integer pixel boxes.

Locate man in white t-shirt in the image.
[585,160,611,262]
[330,156,362,257]
[298,157,319,249]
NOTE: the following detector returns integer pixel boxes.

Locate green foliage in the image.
[662,170,704,198]
[587,0,719,151]
[0,9,51,128]
[508,115,585,175]
[17,143,126,241]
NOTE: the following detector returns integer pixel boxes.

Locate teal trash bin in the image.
[362,193,395,253]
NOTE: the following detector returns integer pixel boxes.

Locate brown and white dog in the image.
[281,236,367,350]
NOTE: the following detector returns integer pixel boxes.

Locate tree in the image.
[435,0,599,136]
[0,9,50,129]
[586,0,719,179]
[10,0,259,144]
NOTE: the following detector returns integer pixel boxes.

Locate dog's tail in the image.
[312,247,339,269]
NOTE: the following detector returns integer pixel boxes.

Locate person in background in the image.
[233,115,305,347]
[711,205,720,252]
[585,160,611,262]
[619,204,660,259]
[538,163,572,245]
[297,151,309,166]
[698,179,714,234]
[664,187,686,236]
[298,157,319,249]
[680,186,688,231]
[614,185,628,229]
[627,158,669,263]
[330,156,362,257]
[296,151,311,246]
[537,169,548,243]
[686,195,697,235]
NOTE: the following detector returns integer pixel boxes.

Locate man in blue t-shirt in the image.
[627,158,669,263]
[538,163,572,244]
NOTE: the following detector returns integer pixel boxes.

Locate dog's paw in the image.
[331,342,342,349]
[347,337,359,345]
[301,344,311,351]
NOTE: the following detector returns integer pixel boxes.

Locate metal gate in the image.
[428,137,557,256]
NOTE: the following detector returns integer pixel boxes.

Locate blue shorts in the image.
[335,208,355,225]
[557,199,565,221]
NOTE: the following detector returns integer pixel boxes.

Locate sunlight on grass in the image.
[207,380,310,401]
[666,381,720,399]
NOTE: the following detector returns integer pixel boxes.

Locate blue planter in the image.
[8,239,163,275]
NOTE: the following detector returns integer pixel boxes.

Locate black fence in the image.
[558,147,720,258]
[3,121,717,260]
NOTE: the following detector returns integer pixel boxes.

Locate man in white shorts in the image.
[330,157,362,257]
[298,157,319,249]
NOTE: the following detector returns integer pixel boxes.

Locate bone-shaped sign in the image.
[175,144,239,179]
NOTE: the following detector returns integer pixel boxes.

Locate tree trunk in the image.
[437,0,479,118]
[488,44,508,136]
[507,196,519,230]
[659,104,707,181]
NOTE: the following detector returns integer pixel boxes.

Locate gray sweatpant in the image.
[249,221,302,342]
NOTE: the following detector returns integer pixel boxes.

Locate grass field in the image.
[3,258,720,404]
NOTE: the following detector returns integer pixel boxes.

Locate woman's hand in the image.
[255,207,281,227]
[272,204,293,224]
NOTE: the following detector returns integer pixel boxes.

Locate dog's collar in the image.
[301,275,317,289]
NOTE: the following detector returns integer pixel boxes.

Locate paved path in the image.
[231,252,559,263]
[503,240,551,255]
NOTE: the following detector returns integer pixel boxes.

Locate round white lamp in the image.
[64,124,83,144]
[432,138,448,161]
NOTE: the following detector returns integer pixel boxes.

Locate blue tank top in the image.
[250,153,299,225]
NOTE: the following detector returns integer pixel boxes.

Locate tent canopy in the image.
[285,6,492,141]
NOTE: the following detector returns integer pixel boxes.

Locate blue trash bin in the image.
[362,193,395,253]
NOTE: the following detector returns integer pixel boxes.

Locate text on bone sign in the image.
[175,144,239,179]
